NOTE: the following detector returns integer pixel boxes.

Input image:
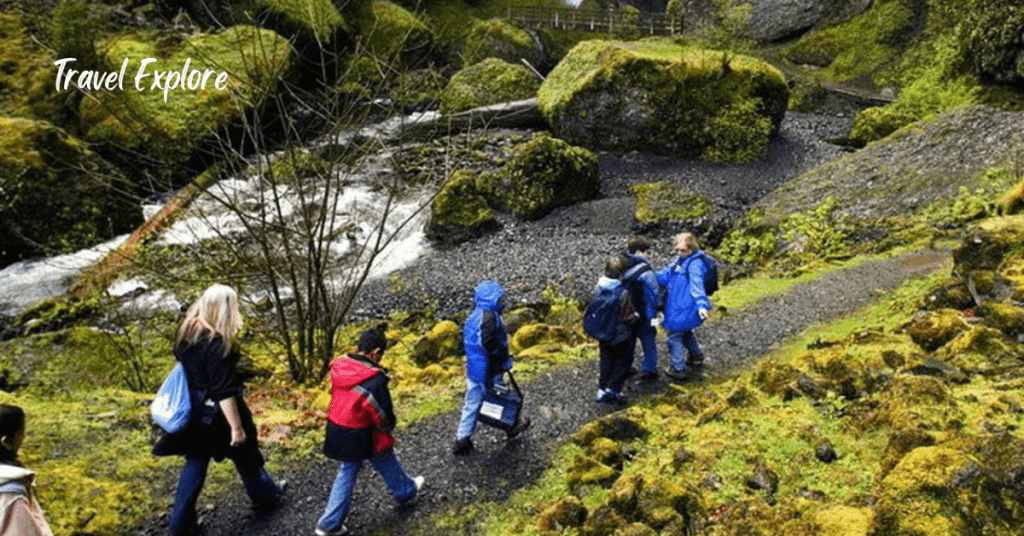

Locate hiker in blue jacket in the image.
[621,237,664,379]
[656,232,712,382]
[452,280,530,455]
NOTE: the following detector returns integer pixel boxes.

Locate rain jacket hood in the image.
[473,280,505,312]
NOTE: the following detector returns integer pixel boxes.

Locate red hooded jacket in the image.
[323,353,396,461]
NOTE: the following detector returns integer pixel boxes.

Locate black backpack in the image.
[686,252,719,297]
[583,285,638,345]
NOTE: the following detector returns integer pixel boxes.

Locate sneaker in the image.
[400,475,425,504]
[664,367,689,381]
[638,370,660,381]
[595,388,608,402]
[597,390,625,405]
[314,525,348,536]
[452,437,474,455]
[506,417,531,439]
[666,367,703,383]
[253,479,288,509]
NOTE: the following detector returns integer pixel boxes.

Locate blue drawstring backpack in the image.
[151,363,192,433]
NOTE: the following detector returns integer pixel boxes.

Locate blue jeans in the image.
[169,456,282,536]
[455,373,504,440]
[633,321,659,373]
[666,330,703,372]
[316,450,417,533]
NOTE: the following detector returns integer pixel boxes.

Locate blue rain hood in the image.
[473,280,505,312]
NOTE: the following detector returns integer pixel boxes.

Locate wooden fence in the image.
[506,7,682,36]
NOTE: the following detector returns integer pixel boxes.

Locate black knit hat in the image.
[627,237,651,253]
[358,323,388,354]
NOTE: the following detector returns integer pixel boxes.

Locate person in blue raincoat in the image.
[656,233,712,382]
[452,280,531,455]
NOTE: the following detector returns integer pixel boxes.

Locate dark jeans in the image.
[598,339,633,395]
[169,455,282,536]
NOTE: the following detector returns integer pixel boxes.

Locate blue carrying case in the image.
[477,370,523,432]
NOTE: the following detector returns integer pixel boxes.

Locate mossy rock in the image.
[581,504,627,536]
[572,414,650,446]
[981,301,1024,338]
[871,374,963,433]
[906,308,968,352]
[875,446,979,536]
[751,360,803,397]
[496,132,600,220]
[509,323,571,355]
[566,455,619,491]
[631,181,713,224]
[79,25,293,168]
[803,505,874,536]
[413,363,454,385]
[613,523,657,536]
[440,58,540,115]
[923,276,976,311]
[460,18,545,70]
[879,427,938,478]
[697,383,760,425]
[0,118,140,262]
[609,474,701,531]
[411,320,462,367]
[588,437,624,469]
[425,169,499,245]
[537,38,788,161]
[999,181,1024,215]
[358,0,434,68]
[537,496,587,532]
[952,215,1024,272]
[934,325,1022,376]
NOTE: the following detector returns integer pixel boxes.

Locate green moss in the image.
[79,25,293,165]
[782,0,916,82]
[254,0,348,42]
[425,168,498,243]
[631,181,712,223]
[537,38,788,160]
[498,132,600,220]
[359,0,434,65]
[0,13,63,122]
[440,57,540,114]
[0,118,139,259]
[461,18,535,67]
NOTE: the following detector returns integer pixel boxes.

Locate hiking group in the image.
[584,232,716,404]
[6,231,714,535]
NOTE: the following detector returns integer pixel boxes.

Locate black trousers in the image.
[598,340,633,394]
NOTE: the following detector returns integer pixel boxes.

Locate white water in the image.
[0,146,432,318]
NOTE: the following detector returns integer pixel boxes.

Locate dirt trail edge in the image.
[138,250,950,536]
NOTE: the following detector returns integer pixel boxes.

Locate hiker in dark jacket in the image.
[316,324,424,536]
[656,232,712,382]
[621,237,664,379]
[593,255,639,404]
[159,284,285,536]
[452,280,530,455]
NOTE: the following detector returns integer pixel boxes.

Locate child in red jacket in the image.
[315,324,424,536]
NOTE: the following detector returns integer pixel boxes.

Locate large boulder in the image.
[440,58,540,114]
[537,38,788,161]
[425,169,499,245]
[0,118,140,264]
[490,133,600,220]
[745,0,871,43]
[459,18,548,71]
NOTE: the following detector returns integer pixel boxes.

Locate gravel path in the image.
[138,249,947,536]
[134,110,950,536]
